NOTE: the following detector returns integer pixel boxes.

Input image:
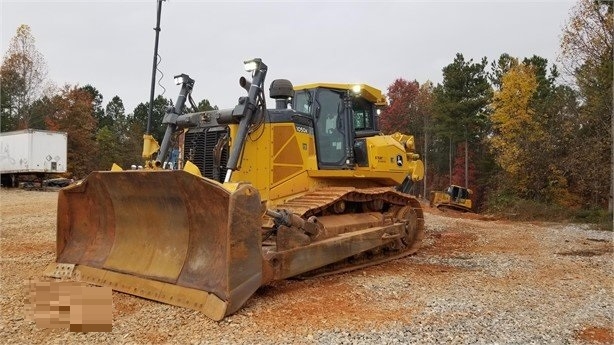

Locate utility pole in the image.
[146,0,165,135]
[449,136,452,185]
[464,125,468,189]
[423,116,428,199]
[610,63,613,216]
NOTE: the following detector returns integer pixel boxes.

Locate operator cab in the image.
[292,83,384,170]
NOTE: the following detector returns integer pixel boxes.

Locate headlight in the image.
[352,84,362,94]
[243,59,260,72]
[174,75,185,85]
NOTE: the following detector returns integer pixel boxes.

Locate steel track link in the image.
[277,187,424,279]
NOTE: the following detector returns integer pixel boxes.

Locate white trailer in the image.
[0,129,68,186]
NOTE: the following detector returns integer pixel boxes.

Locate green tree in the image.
[101,96,143,168]
[197,98,218,111]
[130,95,170,141]
[120,95,171,165]
[561,0,613,210]
[0,67,21,131]
[106,96,126,126]
[489,57,580,206]
[0,24,47,130]
[104,95,128,141]
[29,96,55,130]
[79,85,107,128]
[523,56,579,205]
[432,53,493,190]
[417,81,434,197]
[98,95,134,169]
[121,121,147,167]
[95,126,119,170]
[489,53,519,90]
[45,86,99,178]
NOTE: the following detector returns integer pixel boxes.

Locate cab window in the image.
[294,90,312,114]
[352,97,374,131]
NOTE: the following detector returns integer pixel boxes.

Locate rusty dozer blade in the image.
[54,170,263,321]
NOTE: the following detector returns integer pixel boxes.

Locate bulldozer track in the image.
[295,244,420,279]
[277,187,425,278]
[278,186,420,217]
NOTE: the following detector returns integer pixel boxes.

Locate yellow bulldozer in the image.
[46,58,425,320]
[429,185,473,212]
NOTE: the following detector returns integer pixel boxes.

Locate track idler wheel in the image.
[395,205,423,254]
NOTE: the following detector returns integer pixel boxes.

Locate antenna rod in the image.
[146,0,164,134]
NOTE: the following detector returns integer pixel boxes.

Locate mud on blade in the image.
[54,170,263,320]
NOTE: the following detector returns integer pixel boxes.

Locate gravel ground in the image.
[1,188,612,344]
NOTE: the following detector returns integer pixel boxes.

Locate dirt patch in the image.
[1,189,612,344]
[113,295,139,317]
[133,331,171,344]
[250,277,416,332]
[557,248,612,257]
[422,231,479,256]
[1,242,54,254]
[575,326,614,344]
[406,262,468,275]
[423,206,497,221]
[586,238,610,243]
[557,241,613,257]
[374,260,468,276]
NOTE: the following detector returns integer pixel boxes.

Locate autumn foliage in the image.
[0,1,612,222]
[379,79,420,134]
[490,64,540,180]
[45,86,99,178]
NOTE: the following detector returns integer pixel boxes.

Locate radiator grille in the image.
[184,127,229,182]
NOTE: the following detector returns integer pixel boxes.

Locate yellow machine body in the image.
[49,72,426,321]
[230,122,424,206]
[430,185,473,212]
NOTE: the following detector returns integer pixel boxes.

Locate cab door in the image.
[312,88,355,169]
[293,87,356,170]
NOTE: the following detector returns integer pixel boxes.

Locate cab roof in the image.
[293,83,387,106]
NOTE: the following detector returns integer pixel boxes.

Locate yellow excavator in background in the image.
[46,58,425,320]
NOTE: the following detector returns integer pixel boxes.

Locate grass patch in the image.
[486,194,613,230]
[573,208,613,231]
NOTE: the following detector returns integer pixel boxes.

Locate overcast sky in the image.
[2,0,575,114]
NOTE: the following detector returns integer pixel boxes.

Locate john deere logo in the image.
[396,155,403,166]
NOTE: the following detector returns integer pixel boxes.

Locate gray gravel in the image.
[1,189,612,344]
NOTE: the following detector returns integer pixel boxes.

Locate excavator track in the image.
[275,186,424,278]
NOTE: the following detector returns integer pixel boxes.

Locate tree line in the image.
[379,0,612,219]
[0,0,611,220]
[0,25,217,178]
